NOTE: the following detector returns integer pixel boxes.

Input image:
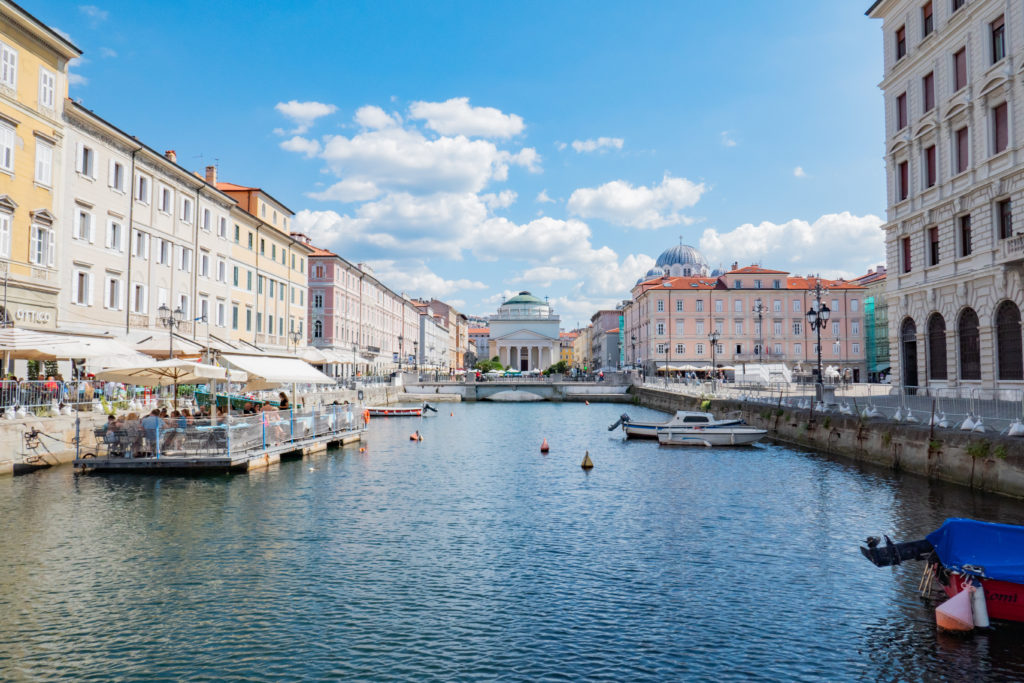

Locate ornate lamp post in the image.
[805,280,831,393]
[709,329,720,390]
[158,303,185,359]
[397,335,404,371]
[413,340,419,374]
[288,330,302,354]
[630,334,636,369]
[752,298,765,366]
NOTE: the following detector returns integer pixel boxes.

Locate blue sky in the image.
[43,0,887,324]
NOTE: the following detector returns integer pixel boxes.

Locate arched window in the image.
[996,301,1023,380]
[927,313,947,380]
[900,317,918,388]
[313,320,323,339]
[958,308,981,380]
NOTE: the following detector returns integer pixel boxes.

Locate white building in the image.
[868,0,1024,391]
[487,291,560,371]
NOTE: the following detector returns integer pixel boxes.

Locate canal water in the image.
[2,402,1024,681]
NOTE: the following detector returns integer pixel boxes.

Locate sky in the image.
[41,0,887,326]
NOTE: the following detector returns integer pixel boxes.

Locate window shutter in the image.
[87,273,93,306]
[73,212,81,240]
[71,271,79,304]
[75,142,83,173]
[105,220,113,249]
[118,279,124,311]
[87,214,95,244]
[47,233,54,267]
[108,158,115,188]
[143,234,150,260]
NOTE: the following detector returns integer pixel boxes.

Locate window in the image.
[773,300,782,312]
[852,343,860,355]
[133,231,149,259]
[773,280,781,289]
[156,238,170,265]
[959,308,981,380]
[851,299,859,312]
[897,92,908,130]
[929,226,940,265]
[74,208,94,242]
[675,343,684,354]
[736,321,744,335]
[0,212,9,258]
[959,214,972,256]
[733,300,742,313]
[72,270,92,306]
[218,216,227,238]
[248,233,253,250]
[177,246,192,272]
[232,304,239,330]
[774,321,782,336]
[0,42,17,90]
[159,187,171,213]
[108,160,124,192]
[77,144,95,178]
[314,293,323,308]
[656,300,664,312]
[922,72,934,113]
[106,219,123,251]
[675,320,684,336]
[258,275,264,295]
[715,300,723,312]
[315,265,324,278]
[157,288,168,309]
[696,343,704,355]
[793,321,803,335]
[754,279,762,289]
[132,284,147,314]
[314,320,323,338]
[922,2,933,37]
[996,301,1024,380]
[202,208,211,231]
[924,145,936,187]
[260,238,265,255]
[953,48,967,92]
[181,198,193,223]
[34,140,52,186]
[246,308,252,332]
[199,250,210,277]
[272,244,277,260]
[992,15,1006,63]
[234,224,240,243]
[734,280,742,288]
[952,0,964,11]
[29,225,53,266]
[261,203,266,218]
[136,175,151,204]
[714,321,723,334]
[198,297,209,323]
[656,343,666,354]
[696,300,704,312]
[676,300,683,312]
[902,235,912,272]
[178,294,190,317]
[794,343,802,355]
[696,320,705,335]
[999,199,1013,239]
[896,25,907,60]
[898,160,909,201]
[993,102,1009,154]
[105,276,122,310]
[0,123,13,172]
[280,283,285,301]
[246,271,253,291]
[955,126,969,174]
[217,259,226,283]
[831,321,840,336]
[232,266,239,286]
[927,313,947,380]
[656,322,665,335]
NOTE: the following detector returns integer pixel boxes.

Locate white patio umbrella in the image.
[95,359,241,408]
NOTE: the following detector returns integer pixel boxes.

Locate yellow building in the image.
[573,325,592,371]
[0,2,80,330]
[217,179,312,354]
[559,331,578,366]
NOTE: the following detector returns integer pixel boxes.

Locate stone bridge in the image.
[403,380,632,402]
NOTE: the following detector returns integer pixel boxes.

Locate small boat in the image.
[366,403,437,417]
[657,425,767,447]
[608,410,743,439]
[860,518,1024,625]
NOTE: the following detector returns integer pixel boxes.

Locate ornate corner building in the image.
[868,0,1024,392]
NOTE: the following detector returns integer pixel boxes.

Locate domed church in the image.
[636,240,716,284]
[487,291,561,371]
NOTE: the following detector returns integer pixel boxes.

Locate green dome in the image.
[503,291,545,306]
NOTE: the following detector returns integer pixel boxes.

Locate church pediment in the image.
[491,328,558,342]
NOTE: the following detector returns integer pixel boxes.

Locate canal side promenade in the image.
[633,385,1024,499]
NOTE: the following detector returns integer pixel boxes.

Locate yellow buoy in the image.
[581,451,593,469]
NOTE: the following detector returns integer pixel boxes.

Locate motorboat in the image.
[366,403,438,417]
[657,425,767,447]
[860,518,1024,628]
[608,410,743,439]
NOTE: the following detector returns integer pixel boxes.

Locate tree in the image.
[543,360,569,375]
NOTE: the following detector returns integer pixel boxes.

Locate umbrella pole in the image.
[173,381,178,410]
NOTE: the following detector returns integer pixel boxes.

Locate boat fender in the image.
[970,579,990,628]
[935,587,974,632]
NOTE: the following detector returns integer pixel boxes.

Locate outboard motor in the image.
[859,535,933,567]
[423,403,438,413]
[608,413,631,431]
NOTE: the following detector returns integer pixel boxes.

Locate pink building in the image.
[623,264,868,382]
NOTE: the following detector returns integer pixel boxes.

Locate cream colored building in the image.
[487,292,560,371]
[0,2,79,332]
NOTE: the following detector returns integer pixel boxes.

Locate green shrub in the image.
[967,441,991,460]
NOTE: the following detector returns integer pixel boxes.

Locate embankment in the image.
[633,386,1024,500]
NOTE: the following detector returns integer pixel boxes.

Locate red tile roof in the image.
[307,245,338,257]
[468,327,489,334]
[724,265,790,275]
[786,276,864,290]
[214,181,254,192]
[635,276,724,292]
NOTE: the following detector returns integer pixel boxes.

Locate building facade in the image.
[590,310,622,371]
[0,3,79,331]
[869,0,1024,392]
[469,327,490,363]
[487,291,560,371]
[559,330,578,366]
[852,265,891,381]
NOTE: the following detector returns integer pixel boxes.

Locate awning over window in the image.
[220,354,336,390]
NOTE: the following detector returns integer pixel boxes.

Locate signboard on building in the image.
[618,314,625,366]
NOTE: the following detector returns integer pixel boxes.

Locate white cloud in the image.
[409,97,524,138]
[274,100,338,135]
[567,173,706,229]
[280,136,321,159]
[536,190,555,204]
[555,142,567,151]
[366,260,487,298]
[698,212,884,279]
[79,5,108,24]
[482,190,516,210]
[793,166,807,178]
[511,266,578,287]
[68,72,88,86]
[571,137,624,153]
[98,47,117,58]
[50,26,74,42]
[307,178,381,203]
[354,105,401,130]
[720,131,737,147]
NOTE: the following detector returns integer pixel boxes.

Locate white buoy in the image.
[936,587,974,632]
[970,581,990,628]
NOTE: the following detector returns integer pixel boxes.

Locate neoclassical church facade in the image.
[869,0,1024,393]
[487,292,561,371]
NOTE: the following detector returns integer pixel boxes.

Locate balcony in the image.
[1001,234,1024,263]
[129,314,149,329]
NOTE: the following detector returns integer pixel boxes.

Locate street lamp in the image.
[413,340,419,374]
[752,298,765,367]
[158,303,185,359]
[398,335,404,371]
[630,334,636,369]
[709,329,720,390]
[805,280,831,393]
[288,330,302,354]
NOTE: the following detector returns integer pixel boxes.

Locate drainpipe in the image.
[124,146,141,334]
[192,184,201,341]
[254,221,262,347]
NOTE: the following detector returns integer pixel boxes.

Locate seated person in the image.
[140,410,163,454]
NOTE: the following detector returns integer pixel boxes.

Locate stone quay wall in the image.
[632,386,1024,500]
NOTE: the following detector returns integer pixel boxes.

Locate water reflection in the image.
[1,402,1023,680]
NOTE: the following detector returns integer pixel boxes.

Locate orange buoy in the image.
[581,451,593,469]
[410,431,423,442]
[936,587,974,632]
[540,438,549,453]
[359,447,366,452]
[585,401,590,406]
[450,411,454,417]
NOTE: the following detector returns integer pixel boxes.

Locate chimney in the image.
[731,261,738,271]
[164,150,177,162]
[205,165,217,185]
